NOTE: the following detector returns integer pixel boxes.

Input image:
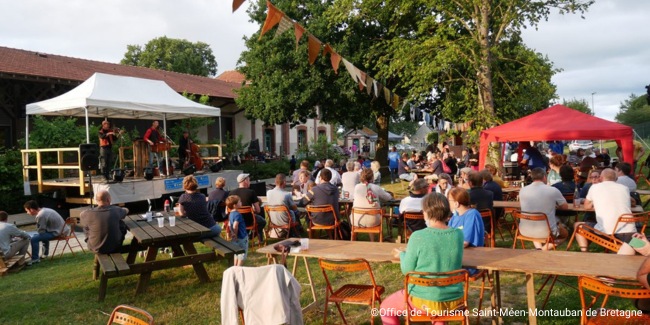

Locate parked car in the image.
[568,140,594,152]
[395,144,415,151]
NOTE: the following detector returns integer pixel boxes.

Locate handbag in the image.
[273,240,301,267]
[441,160,452,174]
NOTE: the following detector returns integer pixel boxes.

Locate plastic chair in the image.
[404,270,469,324]
[50,217,86,259]
[511,210,555,250]
[538,223,622,309]
[612,212,649,238]
[306,205,342,240]
[478,209,495,247]
[578,276,650,325]
[107,304,154,325]
[264,205,301,246]
[403,211,424,243]
[350,207,383,242]
[318,258,384,325]
[239,206,260,248]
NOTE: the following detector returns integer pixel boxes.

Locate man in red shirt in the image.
[143,121,161,170]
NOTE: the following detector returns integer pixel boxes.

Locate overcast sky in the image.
[1,0,647,122]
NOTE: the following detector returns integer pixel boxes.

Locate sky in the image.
[1,0,648,122]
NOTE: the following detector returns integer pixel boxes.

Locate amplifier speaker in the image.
[248,139,260,157]
[182,164,196,176]
[249,181,266,197]
[79,143,99,171]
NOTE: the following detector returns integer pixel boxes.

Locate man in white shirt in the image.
[518,168,569,250]
[574,168,637,250]
[0,211,30,262]
[399,179,429,232]
[24,200,69,262]
[266,174,302,235]
[615,162,637,192]
[341,161,360,199]
[316,159,342,186]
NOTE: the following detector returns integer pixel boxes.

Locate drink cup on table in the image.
[157,217,164,228]
[146,211,152,222]
[169,216,176,227]
[300,238,309,250]
[173,207,180,217]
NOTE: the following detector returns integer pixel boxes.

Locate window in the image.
[264,129,274,153]
[298,130,307,148]
[318,130,326,138]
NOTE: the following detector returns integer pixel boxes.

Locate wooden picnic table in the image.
[94,214,243,301]
[494,200,644,213]
[501,187,521,193]
[637,189,650,196]
[257,239,646,325]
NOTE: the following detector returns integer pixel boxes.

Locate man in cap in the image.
[229,173,267,245]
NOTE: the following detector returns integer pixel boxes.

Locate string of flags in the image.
[232,0,473,133]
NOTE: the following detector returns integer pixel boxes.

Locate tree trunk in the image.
[375,112,389,167]
[477,1,495,117]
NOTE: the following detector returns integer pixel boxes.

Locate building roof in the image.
[215,70,247,84]
[0,46,240,99]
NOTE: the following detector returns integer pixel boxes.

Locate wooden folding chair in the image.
[612,212,649,239]
[107,304,154,325]
[306,205,342,240]
[50,217,86,259]
[402,211,424,243]
[538,223,623,309]
[579,276,650,325]
[350,207,383,242]
[511,211,555,250]
[264,205,301,246]
[404,270,469,325]
[318,258,385,325]
[239,206,261,248]
[478,209,495,248]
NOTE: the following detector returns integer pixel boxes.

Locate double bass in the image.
[184,125,203,171]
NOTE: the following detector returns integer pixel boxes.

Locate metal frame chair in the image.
[402,211,424,243]
[404,270,469,325]
[239,206,260,248]
[611,212,649,239]
[264,205,301,246]
[478,209,495,247]
[578,276,650,325]
[107,304,154,325]
[306,205,342,240]
[469,270,494,325]
[511,210,555,250]
[318,258,385,325]
[350,207,383,242]
[50,217,86,259]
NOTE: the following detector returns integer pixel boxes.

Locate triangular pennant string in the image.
[342,58,359,84]
[294,23,305,51]
[259,1,283,40]
[330,51,341,74]
[392,94,400,110]
[275,16,293,37]
[233,0,246,13]
[365,75,374,96]
[356,69,367,90]
[384,88,392,105]
[307,35,322,65]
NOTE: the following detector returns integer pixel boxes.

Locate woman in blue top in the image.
[447,187,484,276]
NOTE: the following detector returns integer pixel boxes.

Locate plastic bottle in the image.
[573,187,580,207]
[164,199,171,213]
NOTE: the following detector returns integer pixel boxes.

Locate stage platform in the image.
[29,170,242,205]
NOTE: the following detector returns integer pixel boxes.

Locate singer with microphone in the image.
[144,120,162,171]
[99,120,123,181]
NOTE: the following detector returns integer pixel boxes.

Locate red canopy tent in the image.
[478,104,634,169]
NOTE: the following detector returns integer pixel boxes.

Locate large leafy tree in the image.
[562,98,593,115]
[616,93,650,126]
[121,36,218,77]
[236,0,402,165]
[337,0,591,135]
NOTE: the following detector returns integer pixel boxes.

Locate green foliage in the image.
[616,93,650,126]
[222,131,249,159]
[426,132,439,144]
[0,148,31,213]
[562,98,593,115]
[238,159,291,180]
[389,119,419,138]
[22,116,90,149]
[120,36,218,77]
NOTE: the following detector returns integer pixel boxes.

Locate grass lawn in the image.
[1,170,647,324]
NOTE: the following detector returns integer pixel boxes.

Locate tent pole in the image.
[163,114,169,177]
[85,107,90,143]
[25,114,29,149]
[219,116,223,157]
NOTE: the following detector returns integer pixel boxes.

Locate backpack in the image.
[338,221,352,240]
[441,159,452,174]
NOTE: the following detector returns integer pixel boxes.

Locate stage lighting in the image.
[112,169,125,182]
[182,164,196,176]
[144,167,154,181]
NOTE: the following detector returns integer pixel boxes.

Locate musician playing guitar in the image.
[143,120,162,170]
[98,120,124,180]
[178,130,192,168]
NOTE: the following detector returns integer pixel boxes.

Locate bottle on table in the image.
[573,187,580,207]
[164,199,171,213]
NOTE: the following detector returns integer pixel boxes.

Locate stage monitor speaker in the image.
[144,167,154,180]
[79,143,99,171]
[249,181,266,197]
[210,160,223,173]
[248,139,260,156]
[112,169,125,182]
[182,164,196,176]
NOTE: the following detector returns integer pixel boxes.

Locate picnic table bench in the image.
[93,214,243,301]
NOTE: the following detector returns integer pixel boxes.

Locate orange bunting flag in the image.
[365,75,374,95]
[308,35,321,65]
[294,23,305,51]
[392,94,400,110]
[233,0,245,13]
[259,1,283,40]
[384,87,392,105]
[322,44,341,73]
[356,69,367,91]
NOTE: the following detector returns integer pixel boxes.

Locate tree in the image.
[121,36,218,77]
[562,98,593,115]
[389,119,419,138]
[616,93,650,126]
[236,0,402,166]
[338,0,590,135]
